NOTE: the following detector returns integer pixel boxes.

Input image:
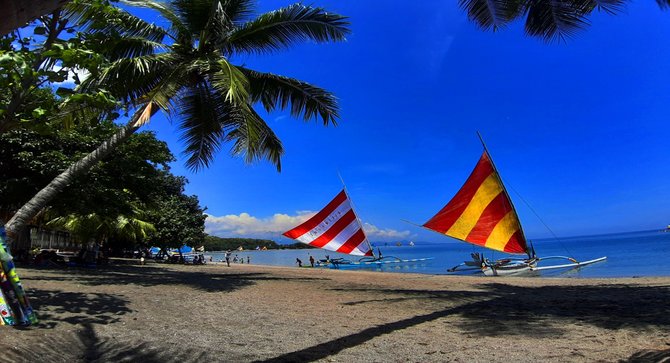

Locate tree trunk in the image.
[4,106,150,245]
[0,0,70,36]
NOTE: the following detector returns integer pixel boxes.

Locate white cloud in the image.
[363,223,412,239]
[205,211,315,237]
[205,212,413,241]
[51,66,90,87]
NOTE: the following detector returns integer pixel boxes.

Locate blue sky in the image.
[139,0,670,243]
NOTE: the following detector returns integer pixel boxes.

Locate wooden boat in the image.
[421,134,607,276]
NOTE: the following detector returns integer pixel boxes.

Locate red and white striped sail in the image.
[283,190,373,256]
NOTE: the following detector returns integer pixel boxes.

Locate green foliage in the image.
[0,4,122,132]
[47,210,156,244]
[144,191,207,250]
[0,123,206,249]
[202,235,279,251]
[201,235,314,251]
[1,0,346,247]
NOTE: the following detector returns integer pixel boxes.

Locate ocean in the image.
[206,229,670,278]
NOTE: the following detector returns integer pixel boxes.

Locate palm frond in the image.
[241,68,339,125]
[171,0,221,36]
[524,0,591,42]
[225,107,283,171]
[136,61,192,114]
[227,3,349,55]
[66,0,169,42]
[657,0,670,9]
[177,82,230,171]
[218,0,257,25]
[46,213,102,242]
[115,215,156,241]
[91,36,166,60]
[81,53,181,105]
[208,59,250,106]
[52,89,121,127]
[200,0,259,49]
[122,0,191,44]
[459,0,522,30]
[588,0,627,15]
[199,1,235,52]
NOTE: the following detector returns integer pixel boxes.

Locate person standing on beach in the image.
[224,250,231,267]
[296,258,302,267]
[247,256,250,264]
[309,255,315,267]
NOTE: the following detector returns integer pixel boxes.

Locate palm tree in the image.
[4,0,349,242]
[459,0,668,42]
[46,211,156,245]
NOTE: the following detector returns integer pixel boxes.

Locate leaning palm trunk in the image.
[4,104,153,245]
[0,0,71,36]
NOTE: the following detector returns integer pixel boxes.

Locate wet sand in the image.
[1,262,669,362]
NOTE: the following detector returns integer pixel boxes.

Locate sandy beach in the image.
[1,262,669,362]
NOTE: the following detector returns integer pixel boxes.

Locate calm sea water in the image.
[206,230,670,278]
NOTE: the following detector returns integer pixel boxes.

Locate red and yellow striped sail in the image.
[423,152,528,254]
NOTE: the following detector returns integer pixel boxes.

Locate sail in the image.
[283,190,373,256]
[423,152,528,254]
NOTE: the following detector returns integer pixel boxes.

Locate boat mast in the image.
[338,173,376,258]
[476,132,532,258]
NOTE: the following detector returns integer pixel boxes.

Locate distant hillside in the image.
[203,235,314,251]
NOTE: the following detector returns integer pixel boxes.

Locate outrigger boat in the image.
[283,189,431,269]
[421,134,606,276]
[315,255,433,269]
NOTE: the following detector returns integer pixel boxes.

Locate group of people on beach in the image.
[222,250,250,267]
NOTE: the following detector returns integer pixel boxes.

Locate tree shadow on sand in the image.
[258,283,670,362]
[22,264,328,293]
[1,323,212,363]
[621,347,670,362]
[27,288,133,328]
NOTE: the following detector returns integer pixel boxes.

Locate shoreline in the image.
[204,258,667,280]
[2,262,669,362]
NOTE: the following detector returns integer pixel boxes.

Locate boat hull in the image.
[482,260,537,276]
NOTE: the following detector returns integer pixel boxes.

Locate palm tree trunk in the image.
[0,0,70,36]
[4,105,151,245]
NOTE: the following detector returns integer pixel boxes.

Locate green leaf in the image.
[32,108,47,118]
[56,87,75,97]
[228,4,350,55]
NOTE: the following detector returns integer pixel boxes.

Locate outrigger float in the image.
[316,255,434,269]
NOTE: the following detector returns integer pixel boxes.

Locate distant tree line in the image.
[202,235,314,251]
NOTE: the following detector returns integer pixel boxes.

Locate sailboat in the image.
[421,136,606,276]
[283,189,432,268]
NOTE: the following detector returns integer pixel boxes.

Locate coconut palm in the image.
[4,0,349,241]
[46,210,156,244]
